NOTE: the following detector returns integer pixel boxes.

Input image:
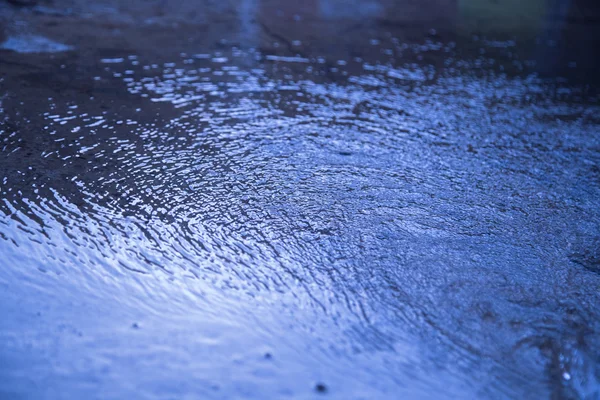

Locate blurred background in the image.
[1,0,599,81]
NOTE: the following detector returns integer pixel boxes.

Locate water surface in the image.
[1,1,600,399]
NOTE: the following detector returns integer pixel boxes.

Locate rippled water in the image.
[1,38,600,399]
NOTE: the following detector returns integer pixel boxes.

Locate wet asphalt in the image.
[1,1,600,399]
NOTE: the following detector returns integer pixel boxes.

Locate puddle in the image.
[0,2,599,399]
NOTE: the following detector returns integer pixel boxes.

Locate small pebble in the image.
[315,383,327,393]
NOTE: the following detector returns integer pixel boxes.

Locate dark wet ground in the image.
[1,1,600,399]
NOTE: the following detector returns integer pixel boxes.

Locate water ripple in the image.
[1,45,599,399]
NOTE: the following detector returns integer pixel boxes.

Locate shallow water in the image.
[1,1,600,399]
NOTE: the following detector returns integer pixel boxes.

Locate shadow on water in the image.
[0,0,600,399]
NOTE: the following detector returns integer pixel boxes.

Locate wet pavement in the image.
[1,1,600,399]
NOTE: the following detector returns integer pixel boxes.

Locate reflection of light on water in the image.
[1,32,600,398]
[239,0,260,49]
